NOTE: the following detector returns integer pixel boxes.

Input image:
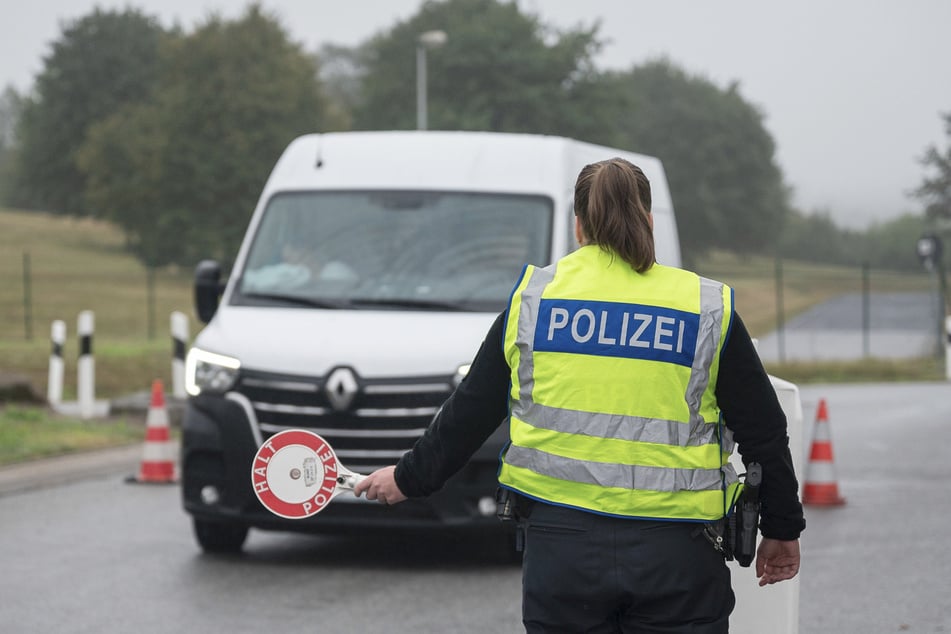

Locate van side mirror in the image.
[195,260,224,323]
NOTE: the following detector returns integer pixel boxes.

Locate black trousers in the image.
[520,502,734,633]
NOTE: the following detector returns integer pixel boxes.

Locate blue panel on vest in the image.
[533,299,699,367]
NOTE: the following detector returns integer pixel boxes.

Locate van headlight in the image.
[185,348,241,396]
[452,363,471,387]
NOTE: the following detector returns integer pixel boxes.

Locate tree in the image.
[352,0,603,134]
[915,111,951,224]
[862,214,927,272]
[11,9,166,215]
[334,3,791,264]
[0,84,24,204]
[778,208,864,265]
[0,85,21,149]
[76,101,169,264]
[590,60,790,265]
[78,5,335,267]
[316,43,365,132]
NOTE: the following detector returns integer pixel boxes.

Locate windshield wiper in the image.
[348,297,469,311]
[241,292,352,309]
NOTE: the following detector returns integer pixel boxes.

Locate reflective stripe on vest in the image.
[499,246,739,521]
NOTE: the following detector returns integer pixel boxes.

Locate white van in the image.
[180,130,682,553]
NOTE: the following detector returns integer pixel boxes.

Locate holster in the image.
[732,495,760,567]
[496,487,534,552]
[699,463,761,567]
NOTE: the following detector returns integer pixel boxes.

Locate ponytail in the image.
[574,158,655,273]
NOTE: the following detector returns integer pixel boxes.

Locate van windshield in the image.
[233,190,553,312]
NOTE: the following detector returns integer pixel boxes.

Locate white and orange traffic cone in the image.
[129,379,177,484]
[802,398,845,506]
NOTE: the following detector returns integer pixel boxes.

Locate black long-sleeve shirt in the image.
[395,311,806,540]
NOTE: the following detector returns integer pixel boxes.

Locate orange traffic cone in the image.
[802,398,845,506]
[129,379,177,484]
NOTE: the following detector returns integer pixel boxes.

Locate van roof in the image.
[264,131,673,211]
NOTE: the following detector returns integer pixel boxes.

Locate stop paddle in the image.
[251,429,367,519]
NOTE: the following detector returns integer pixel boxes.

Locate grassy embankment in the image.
[1,208,194,397]
[0,208,942,465]
[0,405,144,464]
[1,208,192,464]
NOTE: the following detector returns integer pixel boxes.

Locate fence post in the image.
[22,251,33,341]
[862,262,870,358]
[775,256,785,363]
[147,266,156,341]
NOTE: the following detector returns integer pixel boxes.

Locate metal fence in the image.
[698,258,943,364]
[1,251,195,343]
[2,251,945,365]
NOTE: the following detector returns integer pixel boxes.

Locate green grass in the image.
[764,356,945,384]
[0,405,145,466]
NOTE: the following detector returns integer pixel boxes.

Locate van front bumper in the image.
[180,394,508,535]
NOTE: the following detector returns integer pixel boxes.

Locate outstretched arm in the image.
[357,313,511,502]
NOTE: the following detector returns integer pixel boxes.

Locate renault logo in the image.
[324,367,358,411]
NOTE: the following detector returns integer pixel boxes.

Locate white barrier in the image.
[728,376,803,633]
[171,311,189,400]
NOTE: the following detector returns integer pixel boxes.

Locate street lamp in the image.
[917,232,951,378]
[416,30,447,130]
[917,232,942,272]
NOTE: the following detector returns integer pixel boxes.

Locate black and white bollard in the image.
[47,320,66,406]
[171,311,189,399]
[48,312,109,419]
[77,310,96,419]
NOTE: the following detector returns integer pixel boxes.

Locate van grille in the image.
[236,368,454,471]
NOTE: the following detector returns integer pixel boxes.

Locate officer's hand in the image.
[353,466,408,506]
[755,538,800,586]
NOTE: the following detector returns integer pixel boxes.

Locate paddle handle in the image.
[334,470,367,492]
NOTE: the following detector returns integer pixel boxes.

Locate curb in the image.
[0,440,181,497]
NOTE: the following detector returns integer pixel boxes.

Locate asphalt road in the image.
[796,382,951,632]
[0,463,522,633]
[2,381,951,632]
[756,291,942,362]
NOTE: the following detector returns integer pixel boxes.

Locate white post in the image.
[171,311,189,399]
[77,310,95,419]
[945,316,951,381]
[47,320,66,405]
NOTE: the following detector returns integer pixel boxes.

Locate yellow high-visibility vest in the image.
[498,245,739,521]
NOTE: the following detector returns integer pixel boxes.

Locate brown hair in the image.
[574,157,655,273]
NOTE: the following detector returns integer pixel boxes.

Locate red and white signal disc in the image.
[251,429,345,519]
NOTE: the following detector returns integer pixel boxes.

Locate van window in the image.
[234,190,552,312]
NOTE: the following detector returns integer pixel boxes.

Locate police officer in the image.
[356,158,804,633]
